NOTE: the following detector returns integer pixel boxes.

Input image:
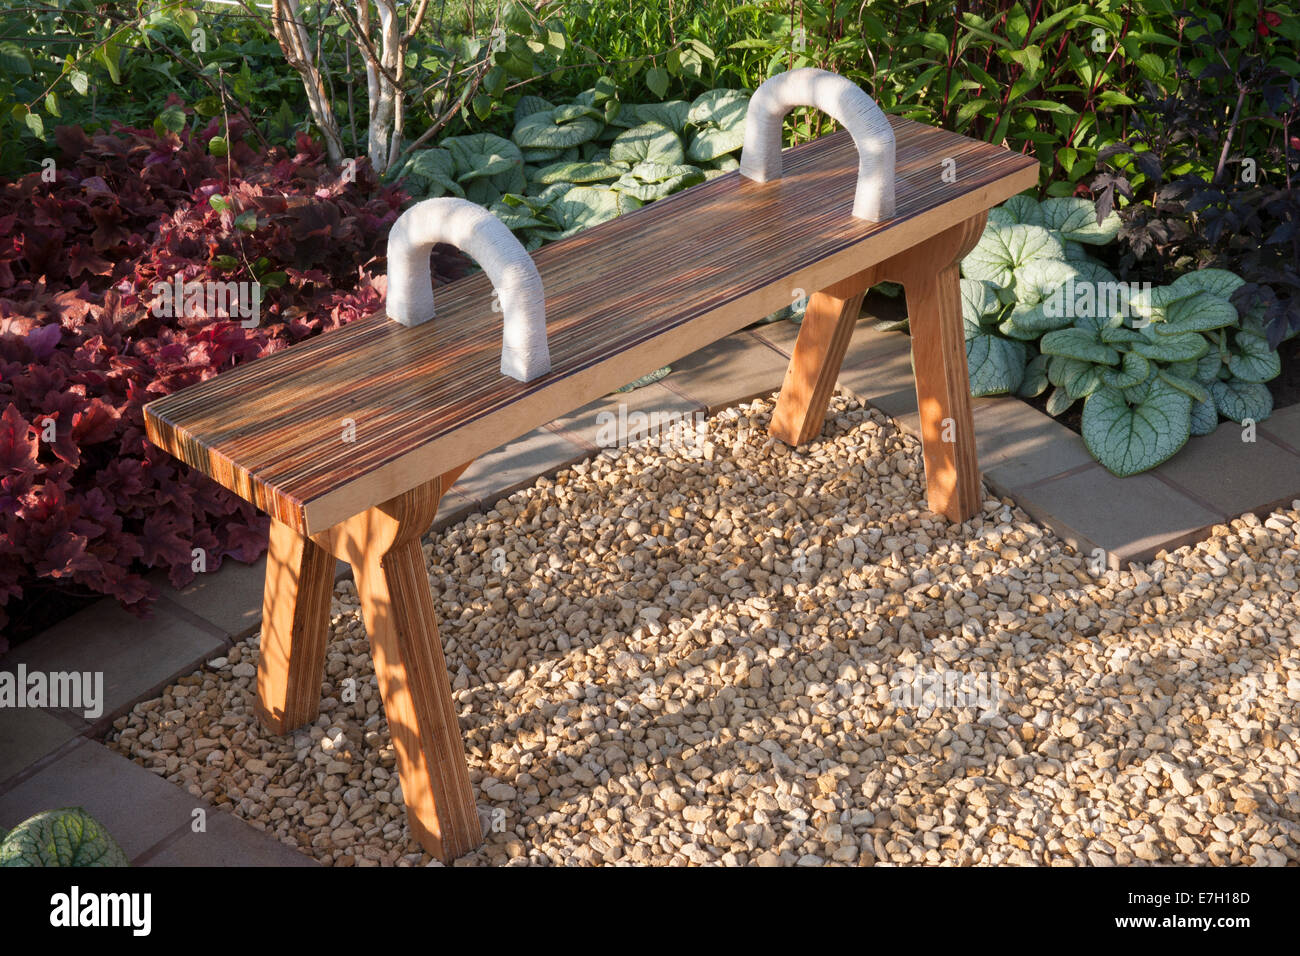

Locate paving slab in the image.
[1154,420,1300,519]
[1013,464,1223,568]
[1259,403,1300,454]
[1,599,224,732]
[544,381,704,452]
[749,316,802,355]
[159,554,267,640]
[661,331,789,413]
[977,399,1096,492]
[0,708,81,783]
[453,425,590,510]
[143,808,318,867]
[0,740,202,861]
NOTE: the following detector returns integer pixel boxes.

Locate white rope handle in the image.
[739,67,896,221]
[386,197,549,383]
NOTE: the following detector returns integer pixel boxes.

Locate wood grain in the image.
[318,476,481,862]
[878,214,988,521]
[144,117,1037,534]
[254,518,336,734]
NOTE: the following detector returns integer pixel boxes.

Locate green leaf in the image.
[1082,379,1192,476]
[531,160,626,184]
[1156,368,1210,403]
[208,195,230,213]
[1017,352,1050,398]
[686,88,749,129]
[1209,380,1272,424]
[617,365,672,391]
[1040,327,1119,365]
[68,69,89,96]
[208,135,228,158]
[1167,267,1245,301]
[1129,330,1210,363]
[23,111,44,139]
[234,211,258,232]
[443,133,523,183]
[610,163,704,201]
[1039,197,1121,244]
[1045,385,1076,416]
[547,186,641,238]
[1098,350,1150,388]
[966,330,1027,396]
[962,223,1065,288]
[609,122,684,165]
[646,66,670,99]
[1048,355,1104,399]
[1156,291,1237,335]
[635,101,692,134]
[1189,397,1219,436]
[1226,331,1281,384]
[512,108,602,149]
[960,278,1000,328]
[0,808,128,866]
[1000,194,1044,226]
[687,126,745,162]
[514,95,555,120]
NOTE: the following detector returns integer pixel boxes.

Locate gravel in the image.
[106,393,1300,866]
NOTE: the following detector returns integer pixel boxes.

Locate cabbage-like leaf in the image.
[531,160,627,184]
[1040,327,1119,365]
[635,101,692,133]
[687,88,749,130]
[1048,355,1104,399]
[610,164,705,200]
[1227,331,1281,383]
[1194,351,1223,383]
[1189,396,1219,435]
[1156,368,1210,403]
[1003,257,1082,331]
[1000,194,1044,226]
[609,122,685,165]
[1209,379,1272,423]
[1128,329,1210,363]
[687,127,744,162]
[513,108,602,149]
[397,147,463,198]
[0,808,128,867]
[1098,350,1150,388]
[1155,291,1237,335]
[966,329,1026,396]
[514,95,555,120]
[1045,385,1076,416]
[1017,352,1050,398]
[1040,196,1122,244]
[962,224,1065,288]
[547,186,641,238]
[960,277,1000,329]
[1082,379,1192,476]
[987,206,1014,228]
[1167,267,1245,301]
[442,133,522,182]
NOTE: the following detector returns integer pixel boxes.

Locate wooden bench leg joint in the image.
[255,469,482,862]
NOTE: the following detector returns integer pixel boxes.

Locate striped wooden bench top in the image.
[144,116,1037,536]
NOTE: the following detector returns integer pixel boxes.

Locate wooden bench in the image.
[144,69,1037,861]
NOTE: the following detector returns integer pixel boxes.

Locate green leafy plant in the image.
[956,194,1278,476]
[0,808,128,867]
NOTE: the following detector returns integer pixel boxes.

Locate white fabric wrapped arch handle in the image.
[386,197,549,382]
[739,67,896,221]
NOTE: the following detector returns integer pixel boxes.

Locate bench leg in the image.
[769,270,873,446]
[316,477,481,862]
[255,518,336,734]
[881,213,988,522]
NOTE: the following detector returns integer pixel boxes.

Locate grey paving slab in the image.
[159,554,266,640]
[1153,421,1300,518]
[2,600,224,731]
[453,425,590,510]
[1013,464,1223,567]
[432,487,484,533]
[0,708,81,783]
[976,399,1096,492]
[1259,403,1300,454]
[143,809,318,867]
[0,740,199,860]
[749,316,802,355]
[544,381,704,451]
[661,331,789,413]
